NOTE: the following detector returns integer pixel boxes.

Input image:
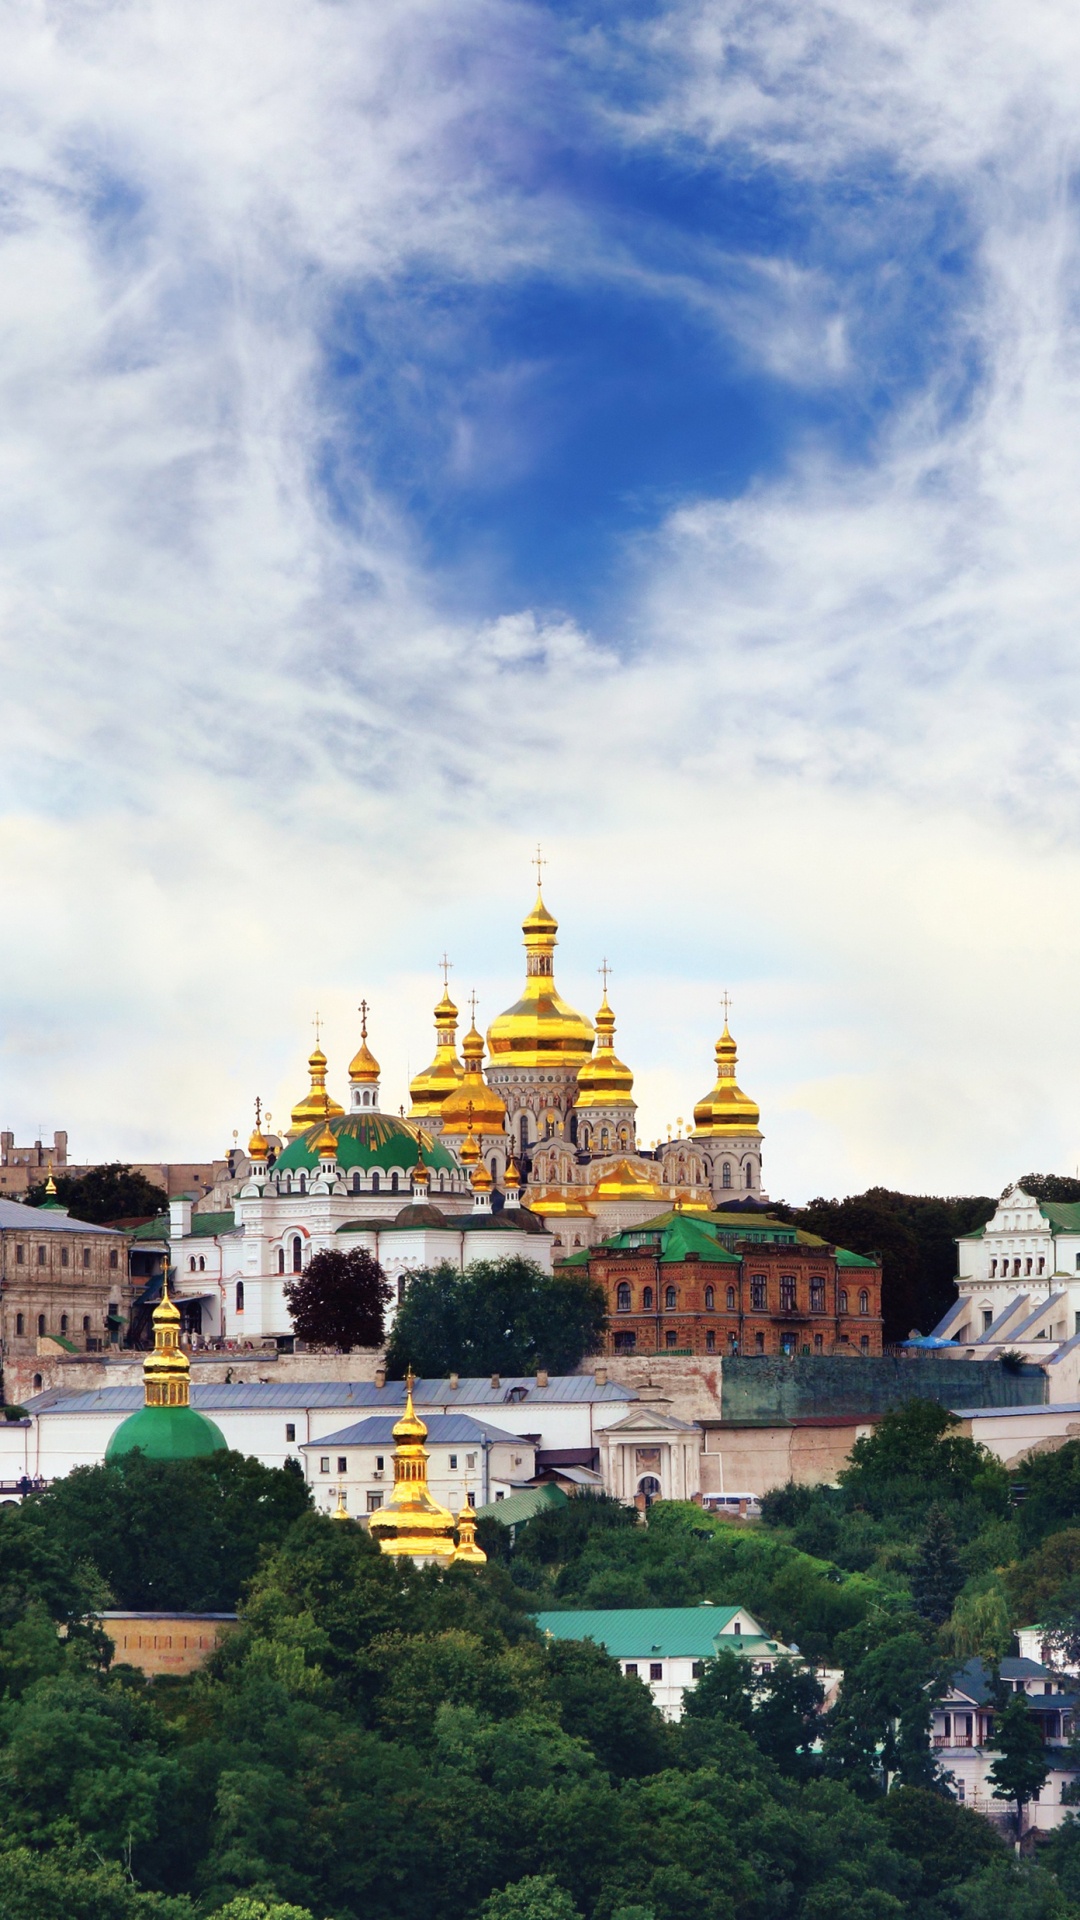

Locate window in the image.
[1014,1258,1021,1276]
[750,1277,767,1311]
[14,1245,23,1265]
[838,1289,848,1313]
[82,1247,90,1268]
[955,1780,965,1802]
[190,1257,196,1271]
[613,1331,636,1352]
[15,1313,23,1336]
[780,1277,796,1311]
[278,1248,285,1272]
[391,1173,399,1193]
[617,1282,632,1312]
[37,1245,46,1266]
[60,1314,68,1333]
[706,1330,716,1352]
[82,1315,90,1332]
[449,1454,458,1470]
[983,1309,993,1330]
[691,1661,705,1679]
[860,1335,870,1352]
[625,1663,638,1676]
[754,1331,765,1352]
[745,1162,753,1188]
[1038,1256,1045,1275]
[32,1374,41,1392]
[726,1285,736,1310]
[990,1259,997,1276]
[1025,1257,1032,1275]
[643,1286,654,1309]
[810,1278,825,1311]
[859,1290,869,1315]
[109,1249,118,1269]
[286,1424,296,1442]
[292,1236,302,1273]
[376,1455,384,1470]
[733,1620,742,1634]
[371,1173,380,1193]
[320,1457,330,1474]
[704,1286,715,1310]
[352,1172,361,1194]
[37,1314,45,1336]
[665,1329,678,1347]
[235,1282,244,1312]
[650,1663,663,1681]
[665,1285,677,1309]
[367,1492,383,1511]
[199,1255,205,1271]
[337,1457,347,1473]
[813,1333,823,1352]
[722,1162,732,1188]
[60,1246,69,1267]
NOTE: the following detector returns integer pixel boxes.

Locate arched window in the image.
[15,1312,23,1336]
[353,1172,361,1194]
[859,1290,869,1316]
[371,1173,380,1194]
[37,1314,45,1337]
[838,1289,848,1313]
[299,1173,307,1195]
[292,1236,302,1274]
[665,1285,677,1309]
[236,1281,244,1312]
[616,1283,632,1312]
[199,1256,205,1271]
[581,1125,591,1151]
[189,1257,196,1270]
[722,1162,732,1188]
[745,1161,753,1188]
[704,1286,715,1310]
[391,1172,399,1193]
[32,1374,42,1392]
[619,1125,629,1147]
[810,1278,825,1312]
[60,1313,68,1333]
[600,1127,610,1150]
[520,1115,529,1152]
[82,1315,90,1332]
[990,1259,997,1276]
[643,1286,654,1309]
[726,1286,736,1310]
[278,1248,285,1273]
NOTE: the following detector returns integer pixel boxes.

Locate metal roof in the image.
[26,1373,636,1416]
[0,1198,115,1235]
[533,1605,779,1660]
[476,1485,567,1525]
[299,1413,524,1448]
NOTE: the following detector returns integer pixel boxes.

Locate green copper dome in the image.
[275,1114,459,1176]
[106,1403,228,1462]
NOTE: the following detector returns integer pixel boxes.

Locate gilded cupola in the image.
[486,886,594,1070]
[288,1034,345,1139]
[574,984,635,1111]
[692,1019,761,1137]
[409,970,464,1118]
[348,1000,381,1112]
[440,1002,508,1137]
[369,1371,458,1563]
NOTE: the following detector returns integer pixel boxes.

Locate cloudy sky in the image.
[2,0,1080,1202]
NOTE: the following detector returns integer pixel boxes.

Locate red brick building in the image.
[567,1211,883,1359]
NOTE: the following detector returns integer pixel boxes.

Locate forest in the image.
[5,1408,1080,1919]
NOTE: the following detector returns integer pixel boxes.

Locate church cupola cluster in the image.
[440,997,507,1143]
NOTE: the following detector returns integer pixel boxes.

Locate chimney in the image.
[490,1372,500,1389]
[594,1363,608,1386]
[375,1364,386,1389]
[169,1195,193,1240]
[449,1372,459,1390]
[536,1368,549,1388]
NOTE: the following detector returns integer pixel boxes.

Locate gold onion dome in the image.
[440,1014,507,1135]
[587,1158,664,1203]
[349,1004,380,1086]
[289,1042,345,1136]
[486,890,594,1070]
[574,990,635,1110]
[692,1023,761,1136]
[315,1119,338,1158]
[453,1496,488,1565]
[458,1125,481,1168]
[369,1371,457,1562]
[409,983,464,1117]
[471,1160,493,1194]
[248,1119,269,1159]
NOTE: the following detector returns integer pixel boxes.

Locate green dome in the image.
[275,1114,459,1176]
[106,1403,228,1462]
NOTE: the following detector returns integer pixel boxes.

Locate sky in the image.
[3,0,1080,1203]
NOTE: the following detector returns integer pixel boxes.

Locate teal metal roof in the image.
[533,1604,779,1660]
[475,1484,568,1525]
[1040,1202,1080,1233]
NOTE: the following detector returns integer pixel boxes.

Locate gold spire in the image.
[315,1118,338,1159]
[45,1170,57,1197]
[457,1117,481,1168]
[452,1490,488,1565]
[574,971,635,1112]
[248,1095,269,1160]
[330,1486,351,1522]
[412,1138,430,1187]
[692,1004,761,1137]
[143,1275,190,1409]
[349,998,381,1086]
[369,1370,457,1562]
[288,1033,345,1138]
[409,966,465,1117]
[440,994,508,1136]
[504,1151,521,1192]
[486,875,594,1070]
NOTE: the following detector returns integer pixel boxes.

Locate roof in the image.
[1039,1202,1080,1233]
[533,1605,780,1660]
[0,1198,116,1236]
[946,1655,1077,1706]
[951,1401,1080,1419]
[475,1484,568,1525]
[26,1373,636,1416]
[129,1215,170,1241]
[299,1413,525,1449]
[105,1403,228,1461]
[188,1212,236,1238]
[275,1114,458,1176]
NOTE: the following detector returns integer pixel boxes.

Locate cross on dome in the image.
[533,842,546,887]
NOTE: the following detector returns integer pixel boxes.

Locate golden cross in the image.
[359,998,368,1039]
[598,958,611,992]
[254,1095,262,1130]
[440,954,452,990]
[312,1010,322,1046]
[469,989,478,1024]
[533,842,546,888]
[720,990,732,1022]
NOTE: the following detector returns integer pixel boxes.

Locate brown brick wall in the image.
[0,1225,133,1367]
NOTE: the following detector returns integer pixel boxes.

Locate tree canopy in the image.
[25,1162,167,1224]
[384,1258,607,1378]
[283,1245,390,1351]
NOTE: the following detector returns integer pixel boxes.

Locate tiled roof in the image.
[299,1413,524,1448]
[533,1605,778,1660]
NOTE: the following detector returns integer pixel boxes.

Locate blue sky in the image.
[3,0,1080,1198]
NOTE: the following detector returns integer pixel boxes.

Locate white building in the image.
[534,1604,791,1719]
[302,1412,534,1517]
[932,1655,1079,1833]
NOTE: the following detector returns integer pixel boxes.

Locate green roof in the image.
[275,1114,458,1176]
[130,1215,169,1241]
[835,1247,879,1268]
[533,1605,780,1661]
[475,1484,568,1526]
[190,1212,235,1238]
[1040,1202,1080,1233]
[105,1403,228,1461]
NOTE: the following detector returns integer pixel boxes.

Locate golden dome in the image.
[486,890,594,1070]
[349,1002,380,1085]
[504,1152,521,1191]
[409,982,464,1117]
[574,990,635,1110]
[371,1371,457,1562]
[248,1121,269,1159]
[144,1276,190,1408]
[440,1014,507,1136]
[453,1496,488,1565]
[289,1042,345,1138]
[471,1161,493,1194]
[588,1159,665,1203]
[315,1119,338,1158]
[692,1023,761,1136]
[458,1125,481,1168]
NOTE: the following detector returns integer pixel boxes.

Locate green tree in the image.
[206,1902,315,1920]
[840,1401,1007,1527]
[476,1875,582,1920]
[824,1627,940,1792]
[988,1692,1051,1837]
[25,1163,167,1223]
[283,1245,390,1350]
[752,1658,825,1777]
[1013,1444,1080,1550]
[941,1583,1014,1665]
[1005,1529,1080,1623]
[781,1188,995,1344]
[385,1258,606,1378]
[874,1784,1005,1897]
[540,1636,671,1779]
[0,1836,193,1919]
[911,1503,964,1626]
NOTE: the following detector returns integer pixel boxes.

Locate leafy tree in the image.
[0,1835,193,1918]
[988,1692,1052,1837]
[540,1636,671,1779]
[385,1258,607,1378]
[22,1451,311,1611]
[752,1657,825,1777]
[1005,1530,1080,1624]
[874,1785,1005,1897]
[824,1627,941,1792]
[476,1875,582,1920]
[839,1401,1007,1527]
[25,1163,167,1223]
[911,1504,964,1626]
[283,1245,390,1351]
[1016,1174,1080,1205]
[205,1897,316,1920]
[1013,1444,1080,1551]
[940,1583,1014,1665]
[681,1647,754,1732]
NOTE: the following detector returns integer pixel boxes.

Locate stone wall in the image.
[720,1354,1046,1422]
[98,1611,237,1677]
